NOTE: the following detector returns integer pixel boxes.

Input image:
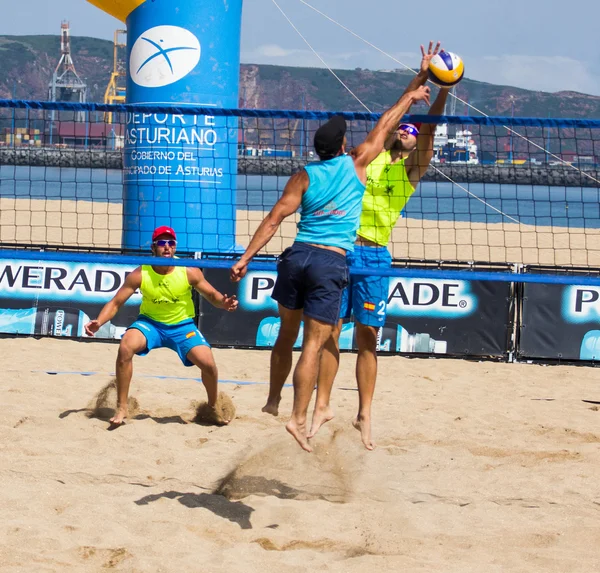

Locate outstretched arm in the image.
[84,267,142,336]
[351,86,431,182]
[187,267,239,311]
[405,87,450,187]
[230,168,309,282]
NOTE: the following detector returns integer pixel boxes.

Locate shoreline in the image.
[0,149,598,187]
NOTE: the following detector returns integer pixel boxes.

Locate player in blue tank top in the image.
[230,84,431,452]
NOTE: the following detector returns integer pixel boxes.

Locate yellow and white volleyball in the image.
[428,51,464,88]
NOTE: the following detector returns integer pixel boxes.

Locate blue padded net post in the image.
[123,0,243,252]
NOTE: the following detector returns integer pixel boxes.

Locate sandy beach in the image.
[1,336,600,572]
[2,199,600,267]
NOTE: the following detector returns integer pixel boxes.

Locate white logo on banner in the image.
[386,278,477,317]
[130,25,201,88]
[563,285,600,322]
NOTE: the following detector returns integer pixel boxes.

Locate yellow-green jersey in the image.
[357,151,416,246]
[139,265,195,325]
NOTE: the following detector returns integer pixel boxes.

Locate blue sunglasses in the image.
[154,239,177,247]
[398,124,419,137]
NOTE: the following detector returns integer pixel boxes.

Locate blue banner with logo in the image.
[0,257,140,339]
[124,0,243,252]
[199,269,512,358]
[519,280,600,361]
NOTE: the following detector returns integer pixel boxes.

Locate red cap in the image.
[152,226,177,241]
[413,122,422,132]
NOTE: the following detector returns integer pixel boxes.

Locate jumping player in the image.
[313,42,451,450]
[230,84,431,451]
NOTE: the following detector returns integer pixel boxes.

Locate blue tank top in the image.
[295,155,365,252]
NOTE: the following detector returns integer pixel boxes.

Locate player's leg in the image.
[185,344,219,406]
[351,246,391,449]
[286,315,334,452]
[186,345,234,425]
[310,253,355,437]
[112,323,153,425]
[286,246,348,451]
[353,322,379,450]
[263,304,302,415]
[308,319,342,438]
[265,244,305,415]
[164,322,226,421]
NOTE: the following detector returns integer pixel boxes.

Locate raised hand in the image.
[412,85,431,107]
[419,41,442,75]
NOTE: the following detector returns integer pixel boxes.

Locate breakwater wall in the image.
[1,148,598,188]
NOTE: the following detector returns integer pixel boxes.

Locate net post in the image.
[122,0,244,252]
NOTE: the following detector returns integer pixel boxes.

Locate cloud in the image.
[250,44,296,58]
[241,44,600,96]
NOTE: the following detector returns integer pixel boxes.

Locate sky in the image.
[1,0,599,96]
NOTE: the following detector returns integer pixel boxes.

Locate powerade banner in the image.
[519,281,600,361]
[0,258,140,339]
[123,0,243,252]
[200,269,512,357]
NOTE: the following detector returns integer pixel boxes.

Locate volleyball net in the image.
[2,99,600,361]
[1,99,599,269]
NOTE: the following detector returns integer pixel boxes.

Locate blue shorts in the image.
[341,245,392,327]
[272,242,349,325]
[128,315,210,367]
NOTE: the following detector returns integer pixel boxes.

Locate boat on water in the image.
[431,124,479,165]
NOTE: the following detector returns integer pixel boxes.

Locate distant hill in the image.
[1,34,600,118]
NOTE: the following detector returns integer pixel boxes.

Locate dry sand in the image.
[2,199,600,267]
[2,336,600,572]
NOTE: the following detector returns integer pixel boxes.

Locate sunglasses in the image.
[398,124,419,137]
[153,239,177,247]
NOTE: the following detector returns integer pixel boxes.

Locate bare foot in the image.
[207,405,231,426]
[353,415,374,450]
[307,406,334,438]
[286,418,313,452]
[109,406,128,427]
[261,397,281,416]
[194,402,232,426]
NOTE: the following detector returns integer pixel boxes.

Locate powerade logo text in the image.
[240,272,278,311]
[0,260,141,304]
[130,26,201,88]
[239,273,476,317]
[562,286,600,322]
[54,310,65,336]
[386,279,476,317]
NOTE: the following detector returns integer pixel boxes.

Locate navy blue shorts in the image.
[272,242,349,325]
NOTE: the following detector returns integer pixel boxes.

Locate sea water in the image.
[1,165,599,228]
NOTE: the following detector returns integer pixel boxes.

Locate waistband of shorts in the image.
[355,235,387,248]
[137,315,195,328]
[353,244,391,254]
[291,241,347,261]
